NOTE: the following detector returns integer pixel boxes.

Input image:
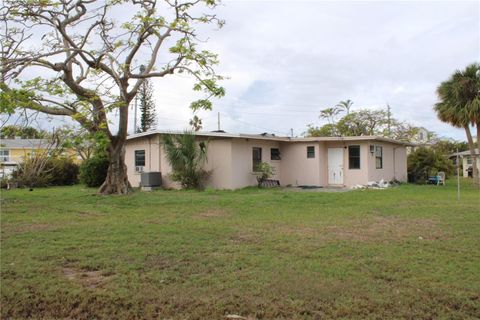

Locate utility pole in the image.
[387,104,391,137]
[457,148,460,200]
[217,112,220,131]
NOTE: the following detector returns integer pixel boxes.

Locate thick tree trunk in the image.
[464,125,478,181]
[98,141,131,195]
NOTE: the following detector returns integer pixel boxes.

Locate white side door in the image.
[328,148,344,185]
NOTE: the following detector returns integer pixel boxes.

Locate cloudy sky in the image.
[145,0,479,140]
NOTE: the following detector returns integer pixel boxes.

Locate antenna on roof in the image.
[290,128,294,138]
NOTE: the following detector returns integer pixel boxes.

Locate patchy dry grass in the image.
[62,267,113,289]
[1,180,479,319]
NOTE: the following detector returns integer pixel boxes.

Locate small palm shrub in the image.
[80,155,109,187]
[163,132,209,190]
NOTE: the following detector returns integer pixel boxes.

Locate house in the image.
[125,131,411,189]
[0,138,51,178]
[451,149,480,177]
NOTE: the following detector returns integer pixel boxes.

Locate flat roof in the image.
[127,130,414,146]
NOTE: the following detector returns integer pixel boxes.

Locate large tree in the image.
[434,63,480,181]
[0,0,224,194]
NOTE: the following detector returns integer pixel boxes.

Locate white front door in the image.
[328,148,344,185]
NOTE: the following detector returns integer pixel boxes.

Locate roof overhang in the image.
[126,130,414,146]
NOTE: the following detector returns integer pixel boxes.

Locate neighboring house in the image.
[0,138,51,178]
[125,131,411,189]
[451,149,480,177]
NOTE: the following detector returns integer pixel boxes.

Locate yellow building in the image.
[0,138,52,178]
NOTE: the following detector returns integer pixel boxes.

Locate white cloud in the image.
[11,1,479,141]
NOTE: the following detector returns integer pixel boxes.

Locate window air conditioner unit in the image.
[135,166,144,172]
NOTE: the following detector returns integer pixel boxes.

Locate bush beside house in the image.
[407,147,453,183]
[79,156,109,187]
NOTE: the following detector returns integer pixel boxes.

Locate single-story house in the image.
[451,149,480,177]
[125,131,412,189]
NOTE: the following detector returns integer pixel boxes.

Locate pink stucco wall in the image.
[125,134,408,189]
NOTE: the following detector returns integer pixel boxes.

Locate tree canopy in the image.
[305,101,428,143]
[434,63,480,181]
[0,0,225,194]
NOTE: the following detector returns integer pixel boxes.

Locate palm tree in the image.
[434,63,480,181]
[336,99,354,115]
[163,131,209,189]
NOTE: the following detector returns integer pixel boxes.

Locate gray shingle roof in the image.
[0,138,51,149]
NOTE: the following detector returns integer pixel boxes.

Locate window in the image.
[348,145,360,169]
[0,149,9,162]
[375,146,383,169]
[307,146,315,158]
[135,150,145,172]
[252,147,262,171]
[270,148,281,160]
[466,157,473,165]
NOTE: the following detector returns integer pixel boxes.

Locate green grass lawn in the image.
[1,180,479,319]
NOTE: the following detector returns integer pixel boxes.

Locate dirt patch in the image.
[278,216,445,242]
[229,232,262,245]
[62,267,113,289]
[76,211,100,217]
[7,223,59,234]
[195,208,230,218]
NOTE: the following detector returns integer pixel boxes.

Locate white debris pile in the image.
[352,179,398,190]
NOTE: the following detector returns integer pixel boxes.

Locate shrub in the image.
[407,147,454,183]
[254,162,276,187]
[163,132,210,190]
[11,154,53,188]
[11,156,80,188]
[45,157,79,186]
[80,156,109,187]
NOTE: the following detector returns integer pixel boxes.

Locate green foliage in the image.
[137,79,157,133]
[11,156,79,187]
[2,0,226,194]
[0,125,47,139]
[431,140,469,155]
[0,85,36,115]
[45,157,79,186]
[254,162,276,187]
[307,103,433,142]
[305,123,336,137]
[79,156,109,188]
[11,159,52,188]
[163,132,209,190]
[57,126,108,160]
[435,63,480,127]
[407,147,454,183]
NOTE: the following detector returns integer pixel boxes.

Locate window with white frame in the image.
[135,150,145,172]
[0,149,9,161]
